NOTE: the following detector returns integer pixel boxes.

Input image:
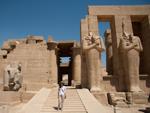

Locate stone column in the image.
[47,41,58,86]
[86,49,101,92]
[80,17,89,40]
[111,15,133,91]
[72,47,81,87]
[80,17,89,88]
[88,15,99,35]
[88,15,102,91]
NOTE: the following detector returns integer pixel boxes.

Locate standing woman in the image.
[58,81,66,111]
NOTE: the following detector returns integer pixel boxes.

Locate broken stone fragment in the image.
[0,50,7,56]
[26,35,44,44]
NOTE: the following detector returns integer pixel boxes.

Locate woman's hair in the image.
[59,81,64,88]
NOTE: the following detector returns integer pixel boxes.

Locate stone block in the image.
[0,105,9,113]
[0,50,7,56]
[132,92,149,104]
[26,35,44,44]
[2,42,11,50]
[93,92,109,105]
[107,92,127,106]
[27,39,36,44]
[21,92,35,102]
[0,91,21,105]
[47,36,53,42]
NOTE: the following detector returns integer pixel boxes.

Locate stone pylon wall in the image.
[0,43,53,91]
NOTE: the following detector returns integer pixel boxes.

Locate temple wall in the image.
[0,43,52,91]
[80,5,150,94]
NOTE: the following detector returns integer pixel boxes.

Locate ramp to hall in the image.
[77,89,113,113]
[17,87,113,113]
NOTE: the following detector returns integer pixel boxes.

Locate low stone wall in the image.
[101,75,150,94]
[0,91,35,105]
[0,91,21,105]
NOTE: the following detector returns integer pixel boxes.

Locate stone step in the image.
[39,88,87,113]
[41,107,85,110]
[17,88,51,113]
[41,109,85,111]
[17,87,114,113]
[43,104,84,107]
[40,110,86,112]
[77,89,113,113]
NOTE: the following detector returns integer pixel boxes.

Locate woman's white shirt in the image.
[59,86,66,96]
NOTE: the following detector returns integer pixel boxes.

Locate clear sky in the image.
[0,0,149,65]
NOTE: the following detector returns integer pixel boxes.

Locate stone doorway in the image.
[57,42,74,86]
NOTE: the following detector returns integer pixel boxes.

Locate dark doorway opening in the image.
[57,42,74,86]
[132,21,144,74]
[131,16,149,74]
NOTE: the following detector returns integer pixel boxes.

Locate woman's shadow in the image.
[53,106,58,110]
[139,107,150,113]
[53,106,62,110]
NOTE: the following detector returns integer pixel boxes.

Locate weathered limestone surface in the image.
[84,5,150,94]
[80,15,105,91]
[107,92,127,106]
[72,46,81,86]
[88,15,99,35]
[88,5,150,15]
[26,35,45,44]
[111,15,134,91]
[0,42,51,91]
[132,92,149,104]
[82,31,105,91]
[0,5,149,112]
[4,63,22,91]
[77,89,113,113]
[0,50,7,56]
[80,17,89,88]
[47,41,58,86]
[120,33,143,92]
[0,91,21,105]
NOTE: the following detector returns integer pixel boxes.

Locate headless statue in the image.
[4,63,22,91]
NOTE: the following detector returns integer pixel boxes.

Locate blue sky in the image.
[0,0,149,65]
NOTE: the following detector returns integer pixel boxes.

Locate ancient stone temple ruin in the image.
[0,36,82,91]
[80,5,150,105]
[0,5,150,113]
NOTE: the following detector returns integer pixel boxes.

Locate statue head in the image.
[123,32,129,40]
[89,31,94,36]
[123,32,128,37]
[129,33,133,37]
[128,33,134,42]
